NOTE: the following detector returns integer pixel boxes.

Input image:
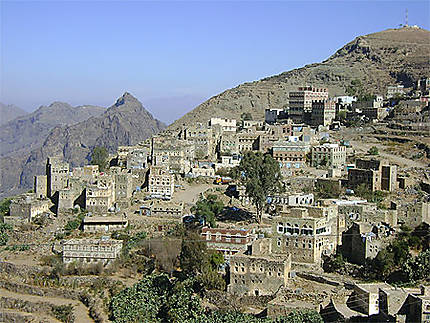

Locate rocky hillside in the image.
[170,27,430,129]
[0,102,105,157]
[0,93,165,198]
[0,103,28,126]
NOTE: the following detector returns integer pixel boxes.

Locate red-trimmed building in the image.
[201,227,256,260]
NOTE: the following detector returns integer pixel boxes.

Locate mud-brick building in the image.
[228,239,291,296]
[62,237,123,264]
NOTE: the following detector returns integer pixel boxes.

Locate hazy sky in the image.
[1,1,429,124]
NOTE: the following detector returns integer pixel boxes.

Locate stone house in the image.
[271,205,344,264]
[311,143,346,169]
[208,118,237,133]
[201,227,255,260]
[399,285,430,323]
[341,222,382,265]
[8,193,52,223]
[62,237,123,265]
[228,239,291,296]
[289,87,329,124]
[85,174,115,214]
[46,157,70,197]
[311,99,336,126]
[147,201,184,217]
[147,166,175,199]
[82,215,128,233]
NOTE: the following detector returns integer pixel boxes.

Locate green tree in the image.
[240,112,253,121]
[191,194,224,228]
[51,304,75,323]
[337,110,347,121]
[179,231,208,276]
[90,146,109,171]
[236,151,283,223]
[0,223,13,246]
[368,146,379,155]
[274,309,323,323]
[0,198,12,218]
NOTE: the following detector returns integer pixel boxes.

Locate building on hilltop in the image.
[288,87,329,124]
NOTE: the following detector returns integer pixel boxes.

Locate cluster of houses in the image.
[4,82,430,322]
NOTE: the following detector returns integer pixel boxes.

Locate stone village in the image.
[3,81,430,322]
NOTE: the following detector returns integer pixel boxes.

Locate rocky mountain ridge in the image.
[0,103,28,126]
[0,93,165,198]
[0,102,106,157]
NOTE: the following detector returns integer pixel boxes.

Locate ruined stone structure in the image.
[8,193,52,223]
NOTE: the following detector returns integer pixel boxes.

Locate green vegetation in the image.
[337,110,347,122]
[367,146,379,155]
[315,181,341,199]
[240,112,253,121]
[0,198,12,220]
[191,194,224,228]
[367,224,430,284]
[345,79,376,102]
[109,273,323,323]
[355,184,387,206]
[0,223,13,246]
[4,244,29,251]
[90,146,109,171]
[51,304,75,323]
[234,151,283,223]
[63,213,85,235]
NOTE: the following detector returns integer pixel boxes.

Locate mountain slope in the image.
[170,27,430,129]
[0,102,105,157]
[0,93,165,197]
[0,103,28,125]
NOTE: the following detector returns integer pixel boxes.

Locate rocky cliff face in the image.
[0,93,165,198]
[0,103,27,126]
[0,102,105,157]
[169,27,430,129]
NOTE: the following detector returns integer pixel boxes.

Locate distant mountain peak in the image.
[114,92,140,108]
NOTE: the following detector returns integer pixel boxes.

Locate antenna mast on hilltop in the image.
[405,8,408,27]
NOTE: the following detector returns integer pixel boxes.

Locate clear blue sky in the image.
[1,0,429,124]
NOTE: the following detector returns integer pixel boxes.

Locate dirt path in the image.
[0,288,92,323]
[172,183,212,205]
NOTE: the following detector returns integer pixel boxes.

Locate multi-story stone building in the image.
[209,118,237,133]
[272,205,344,264]
[348,158,397,192]
[237,131,259,152]
[387,85,405,99]
[219,133,239,155]
[85,174,115,213]
[111,168,133,201]
[62,237,123,264]
[147,166,175,199]
[311,143,346,169]
[34,175,48,199]
[271,141,310,175]
[341,222,382,265]
[269,193,314,207]
[400,285,430,323]
[126,147,149,169]
[214,155,240,171]
[311,99,336,126]
[83,215,128,233]
[190,166,215,178]
[228,239,291,296]
[201,227,255,260]
[288,87,329,124]
[8,193,52,223]
[183,124,215,159]
[46,157,70,197]
[147,201,184,217]
[399,201,429,228]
